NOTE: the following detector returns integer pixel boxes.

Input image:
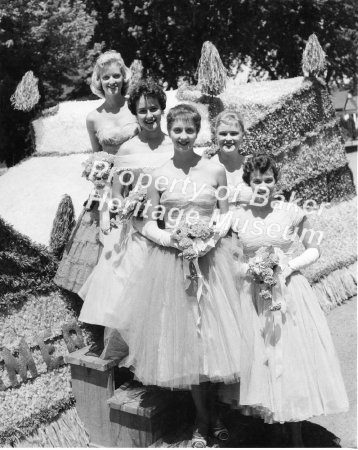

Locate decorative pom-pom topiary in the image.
[129,59,144,90]
[302,34,327,77]
[196,41,227,97]
[49,195,75,259]
[10,71,41,112]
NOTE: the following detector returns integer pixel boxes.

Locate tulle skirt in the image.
[54,205,102,293]
[219,271,349,422]
[117,237,261,390]
[78,221,151,328]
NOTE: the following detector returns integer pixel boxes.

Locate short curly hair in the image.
[127,79,167,115]
[90,50,131,99]
[166,104,201,133]
[213,110,245,138]
[242,154,279,185]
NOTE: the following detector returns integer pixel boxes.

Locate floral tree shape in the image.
[49,194,76,259]
[129,59,144,90]
[10,71,40,112]
[302,34,327,77]
[196,41,227,97]
[195,41,227,123]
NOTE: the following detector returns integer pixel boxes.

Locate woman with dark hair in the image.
[220,154,349,447]
[78,78,173,354]
[116,104,261,447]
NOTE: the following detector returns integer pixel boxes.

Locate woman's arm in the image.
[86,113,101,152]
[287,217,320,271]
[217,166,229,214]
[281,216,320,280]
[296,217,321,252]
[135,172,174,247]
[213,166,232,237]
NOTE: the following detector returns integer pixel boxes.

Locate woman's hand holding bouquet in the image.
[82,151,115,191]
[247,246,282,311]
[171,220,218,260]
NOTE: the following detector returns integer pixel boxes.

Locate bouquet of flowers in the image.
[82,152,115,190]
[248,246,281,309]
[110,186,147,229]
[172,219,218,335]
[172,219,217,260]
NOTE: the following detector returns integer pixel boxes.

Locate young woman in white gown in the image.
[54,50,138,294]
[220,154,349,446]
[78,79,173,354]
[116,104,264,447]
[205,110,252,207]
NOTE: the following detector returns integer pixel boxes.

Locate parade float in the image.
[0,37,356,447]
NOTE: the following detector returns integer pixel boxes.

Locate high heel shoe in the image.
[192,419,208,448]
[191,433,207,448]
[211,418,229,441]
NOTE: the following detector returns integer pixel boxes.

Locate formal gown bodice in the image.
[160,184,217,229]
[96,104,138,153]
[113,151,173,186]
[210,155,247,208]
[233,203,306,256]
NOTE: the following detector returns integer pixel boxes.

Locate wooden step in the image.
[65,346,118,447]
[108,382,173,447]
[64,345,118,371]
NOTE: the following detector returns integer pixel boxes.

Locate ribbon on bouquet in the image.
[88,183,111,244]
[260,248,295,379]
[183,258,204,336]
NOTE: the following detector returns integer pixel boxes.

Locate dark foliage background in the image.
[1,0,357,165]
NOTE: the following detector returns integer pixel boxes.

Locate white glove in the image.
[281,247,320,280]
[288,247,320,271]
[137,221,174,247]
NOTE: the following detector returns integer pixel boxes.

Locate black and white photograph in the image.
[0,1,357,448]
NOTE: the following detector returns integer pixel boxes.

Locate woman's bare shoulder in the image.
[86,107,101,125]
[118,136,141,154]
[201,157,225,175]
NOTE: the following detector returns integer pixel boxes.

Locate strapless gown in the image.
[115,186,263,390]
[78,151,173,330]
[220,203,349,422]
[53,129,127,293]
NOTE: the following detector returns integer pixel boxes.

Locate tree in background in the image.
[0,0,101,166]
[1,0,357,165]
[100,0,357,88]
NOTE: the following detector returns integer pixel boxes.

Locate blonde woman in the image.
[54,51,138,295]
